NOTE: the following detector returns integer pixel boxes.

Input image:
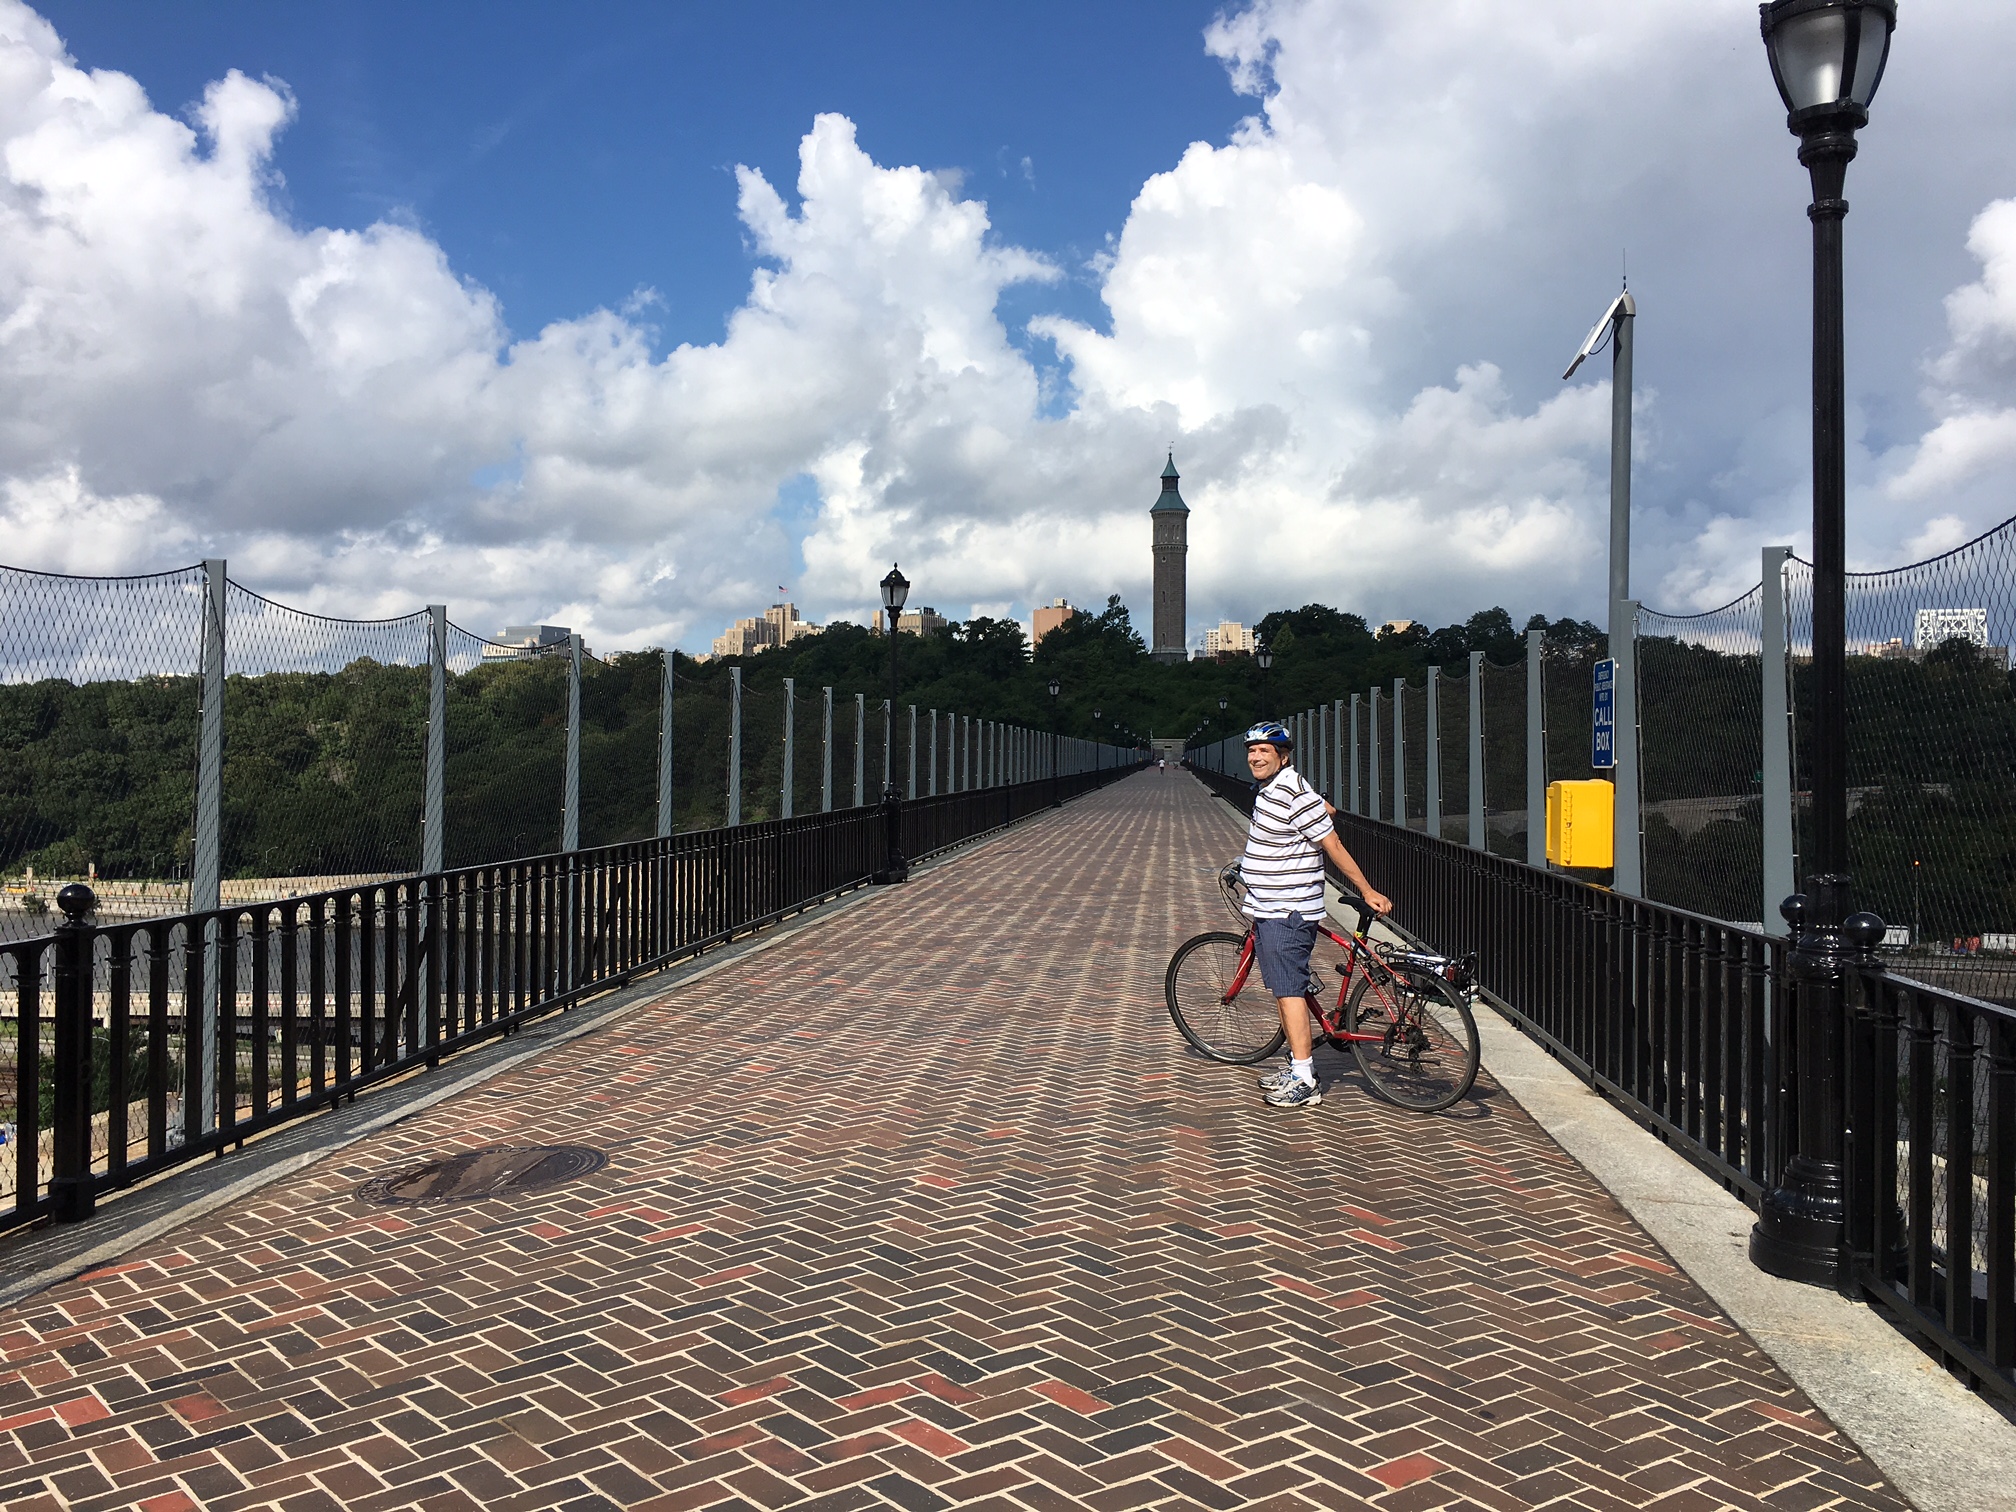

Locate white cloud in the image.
[0,0,2014,653]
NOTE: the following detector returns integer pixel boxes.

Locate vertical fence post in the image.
[194,558,224,1132]
[882,698,892,792]
[854,693,865,808]
[960,715,969,792]
[1349,694,1360,814]
[1391,677,1406,828]
[821,686,833,813]
[194,560,225,908]
[1368,688,1381,821]
[424,605,447,873]
[1527,624,1546,867]
[1426,665,1442,840]
[1333,699,1344,808]
[1468,650,1486,851]
[1762,546,1796,932]
[562,634,582,851]
[908,705,918,798]
[781,677,795,820]
[1614,600,1644,896]
[728,667,743,827]
[929,710,939,796]
[657,651,676,837]
[49,883,97,1222]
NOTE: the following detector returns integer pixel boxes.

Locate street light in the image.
[1255,641,1273,721]
[1750,0,1894,1290]
[1093,708,1102,777]
[874,563,911,883]
[1048,676,1062,807]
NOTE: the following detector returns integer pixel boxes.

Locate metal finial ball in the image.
[56,883,96,922]
[1843,912,1888,952]
[1778,893,1808,929]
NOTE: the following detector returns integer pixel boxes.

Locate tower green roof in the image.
[1151,451,1188,514]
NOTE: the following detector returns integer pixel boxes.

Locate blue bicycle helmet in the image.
[1243,720,1292,748]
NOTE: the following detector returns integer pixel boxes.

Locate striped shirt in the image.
[1241,764,1334,919]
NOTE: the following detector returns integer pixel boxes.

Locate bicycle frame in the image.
[1222,917,1399,1044]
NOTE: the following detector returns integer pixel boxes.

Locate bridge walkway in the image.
[0,771,1902,1511]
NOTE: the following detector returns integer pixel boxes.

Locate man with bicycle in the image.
[1239,721,1391,1108]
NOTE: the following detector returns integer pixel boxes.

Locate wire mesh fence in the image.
[1401,678,1428,831]
[1786,521,2016,991]
[1436,668,1471,844]
[1478,658,1527,860]
[1638,590,1766,924]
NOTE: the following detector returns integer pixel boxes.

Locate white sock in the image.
[1292,1057,1316,1087]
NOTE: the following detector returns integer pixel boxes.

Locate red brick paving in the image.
[0,773,1904,1509]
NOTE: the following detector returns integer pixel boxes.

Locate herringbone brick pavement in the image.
[0,772,1905,1511]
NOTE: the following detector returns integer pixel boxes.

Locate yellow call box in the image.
[1546,779,1614,869]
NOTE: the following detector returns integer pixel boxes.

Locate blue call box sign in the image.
[1592,658,1616,769]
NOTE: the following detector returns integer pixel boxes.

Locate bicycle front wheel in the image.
[1347,965,1480,1111]
[1165,931,1285,1064]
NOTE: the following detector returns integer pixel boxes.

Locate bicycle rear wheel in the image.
[1347,964,1480,1111]
[1165,931,1285,1064]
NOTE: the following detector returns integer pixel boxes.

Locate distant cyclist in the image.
[1238,720,1391,1108]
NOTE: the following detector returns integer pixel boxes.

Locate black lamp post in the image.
[1255,642,1273,721]
[1048,676,1062,807]
[875,563,911,883]
[1093,708,1103,777]
[1750,0,1894,1289]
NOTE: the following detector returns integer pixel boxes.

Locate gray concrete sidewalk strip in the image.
[1195,775,2016,1512]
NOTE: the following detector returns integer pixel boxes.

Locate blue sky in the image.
[7,2,2016,652]
[43,2,1239,352]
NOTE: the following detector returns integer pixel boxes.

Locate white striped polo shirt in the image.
[1241,764,1333,920]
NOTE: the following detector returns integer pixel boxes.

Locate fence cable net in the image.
[1637,589,1766,924]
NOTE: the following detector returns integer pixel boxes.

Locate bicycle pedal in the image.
[1334,963,1348,975]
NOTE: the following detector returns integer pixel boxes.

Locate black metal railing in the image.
[3,762,1140,1233]
[1186,758,2016,1404]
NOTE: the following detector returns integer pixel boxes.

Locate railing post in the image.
[821,686,833,813]
[854,693,865,808]
[657,650,676,837]
[1349,694,1360,814]
[908,704,918,798]
[1332,700,1343,808]
[1468,650,1486,851]
[194,558,224,1131]
[50,883,97,1223]
[1425,665,1442,840]
[425,605,447,873]
[929,709,939,796]
[1526,624,1546,867]
[1614,600,1644,896]
[1368,687,1381,821]
[563,633,582,851]
[1761,546,1796,933]
[728,667,743,827]
[781,678,795,820]
[1391,677,1406,828]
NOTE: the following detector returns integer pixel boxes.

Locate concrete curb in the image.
[1191,776,2016,1512]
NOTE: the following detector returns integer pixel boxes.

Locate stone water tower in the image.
[1150,452,1188,664]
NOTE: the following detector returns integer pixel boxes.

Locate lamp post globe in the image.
[1749,0,1893,1291]
[873,562,912,883]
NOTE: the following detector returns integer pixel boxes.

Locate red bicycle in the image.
[1164,863,1482,1111]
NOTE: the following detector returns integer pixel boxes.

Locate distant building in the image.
[1915,607,1990,652]
[1032,598,1079,647]
[872,606,948,636]
[711,602,821,659]
[1204,620,1255,658]
[1379,619,1417,638]
[1151,453,1189,665]
[483,625,573,660]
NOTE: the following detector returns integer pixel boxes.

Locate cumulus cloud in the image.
[0,0,2014,650]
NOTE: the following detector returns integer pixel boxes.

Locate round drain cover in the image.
[355,1144,607,1207]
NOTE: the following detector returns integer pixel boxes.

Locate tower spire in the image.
[1150,453,1188,662]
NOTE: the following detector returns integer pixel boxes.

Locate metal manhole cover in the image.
[355,1144,607,1207]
